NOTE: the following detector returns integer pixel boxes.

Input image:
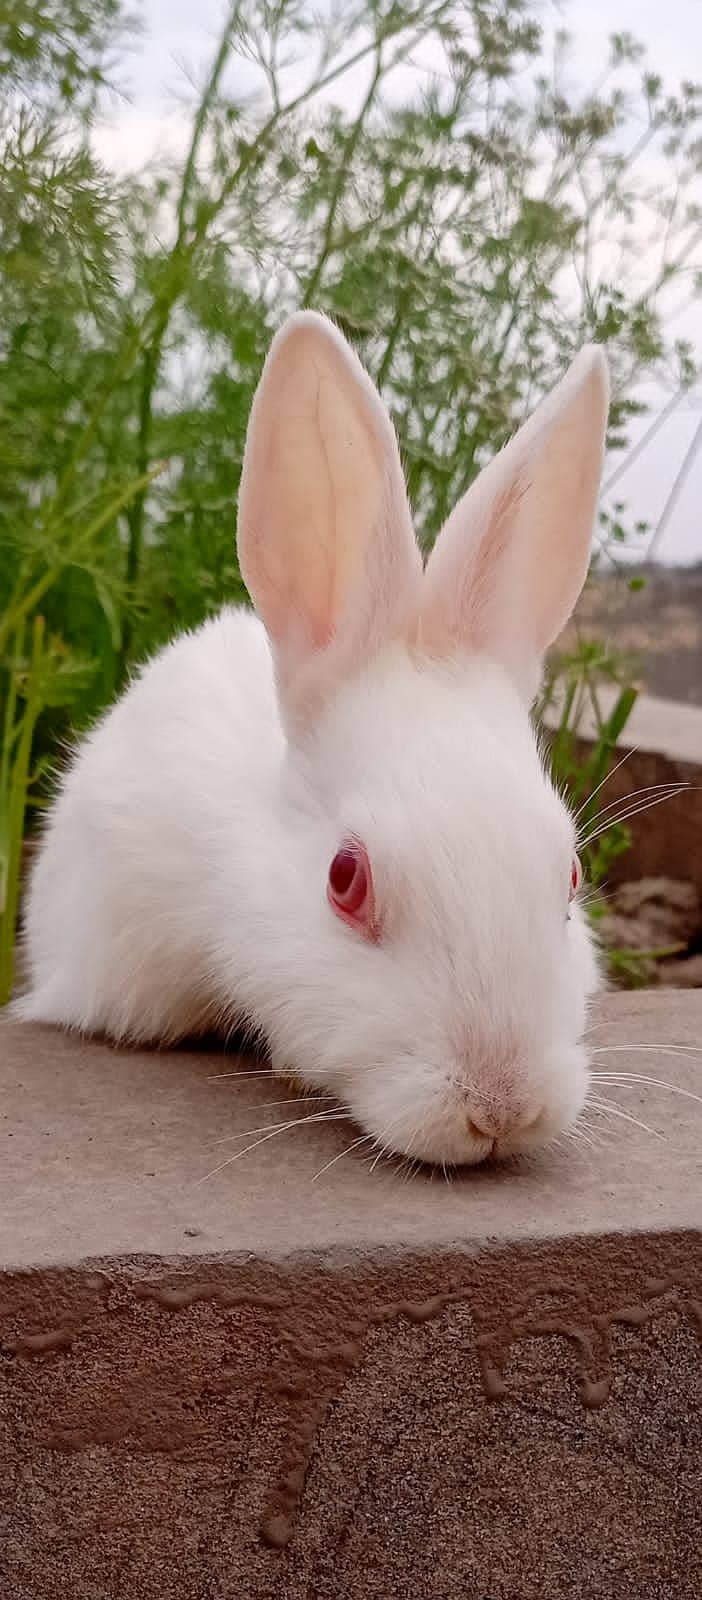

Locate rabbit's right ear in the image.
[237,312,422,724]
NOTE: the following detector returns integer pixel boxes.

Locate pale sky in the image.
[95,0,702,565]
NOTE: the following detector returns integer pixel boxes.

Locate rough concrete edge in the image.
[3,1227,700,1550]
[1,1222,699,1283]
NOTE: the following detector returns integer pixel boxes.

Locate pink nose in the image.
[467,1105,543,1142]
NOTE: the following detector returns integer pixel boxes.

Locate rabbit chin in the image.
[342,1045,590,1168]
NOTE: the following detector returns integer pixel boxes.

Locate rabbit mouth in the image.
[353,1091,569,1169]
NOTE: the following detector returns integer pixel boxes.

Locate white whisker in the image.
[590,1069,702,1108]
[311,1131,376,1182]
[198,1109,348,1182]
[214,1106,347,1145]
[207,1058,386,1083]
[208,1068,276,1082]
[571,745,640,822]
[569,1120,602,1151]
[579,786,691,848]
[368,1108,409,1173]
[586,1095,665,1141]
[591,1044,702,1056]
[242,1093,335,1111]
[578,779,689,832]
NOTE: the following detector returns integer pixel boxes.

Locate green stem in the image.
[118,2,246,677]
[119,341,163,672]
[0,624,22,807]
[0,461,167,658]
[176,2,245,248]
[376,292,409,389]
[579,686,638,834]
[48,317,147,526]
[301,50,384,308]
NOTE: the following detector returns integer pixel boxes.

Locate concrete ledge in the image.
[1,992,701,1598]
[558,687,702,769]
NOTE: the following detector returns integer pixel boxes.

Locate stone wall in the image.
[542,689,702,985]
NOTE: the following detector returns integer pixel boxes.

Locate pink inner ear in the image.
[327,841,379,941]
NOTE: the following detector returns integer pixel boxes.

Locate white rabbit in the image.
[17,312,609,1166]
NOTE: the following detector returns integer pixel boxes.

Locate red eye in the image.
[327,840,378,939]
[569,853,582,902]
[329,846,367,911]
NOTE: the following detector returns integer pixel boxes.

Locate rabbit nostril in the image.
[467,1106,544,1142]
[523,1107,544,1132]
[466,1113,493,1142]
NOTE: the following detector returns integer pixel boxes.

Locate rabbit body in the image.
[18,311,609,1166]
[19,610,282,1042]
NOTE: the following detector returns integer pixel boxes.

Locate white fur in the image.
[18,312,609,1166]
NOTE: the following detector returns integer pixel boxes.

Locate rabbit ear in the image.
[237,311,422,723]
[419,347,609,698]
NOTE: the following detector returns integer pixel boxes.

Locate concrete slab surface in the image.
[2,991,702,1268]
[1,992,701,1598]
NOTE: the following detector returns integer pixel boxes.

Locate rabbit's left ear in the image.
[419,347,609,698]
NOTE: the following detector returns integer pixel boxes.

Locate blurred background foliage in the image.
[1,0,701,995]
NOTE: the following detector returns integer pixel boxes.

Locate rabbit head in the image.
[236,313,608,1166]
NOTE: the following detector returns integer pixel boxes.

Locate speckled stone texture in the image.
[1,991,701,1599]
